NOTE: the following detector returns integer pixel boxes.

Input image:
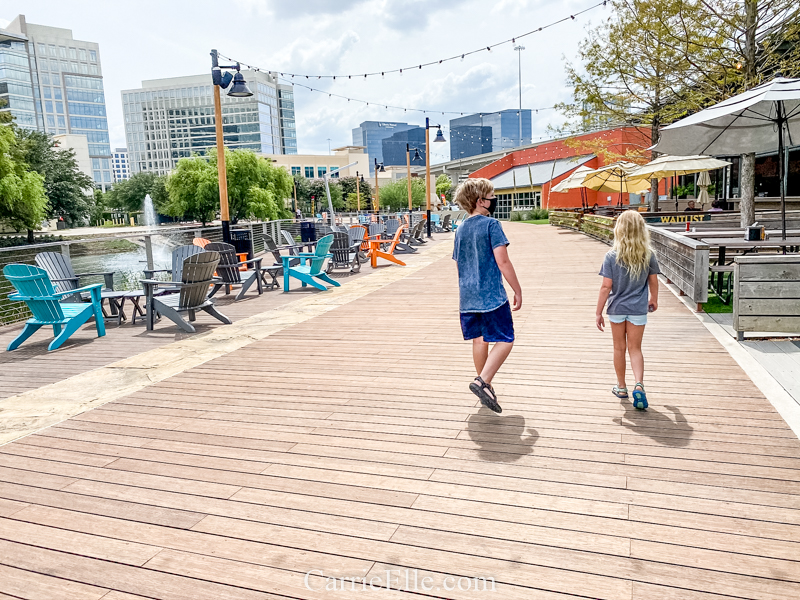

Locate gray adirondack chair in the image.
[35,252,125,322]
[385,218,400,238]
[408,220,428,245]
[143,244,204,283]
[205,242,265,299]
[441,213,452,231]
[368,223,386,239]
[326,231,362,273]
[141,251,231,333]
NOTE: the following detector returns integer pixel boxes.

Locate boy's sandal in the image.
[632,382,648,410]
[612,385,628,399]
[469,376,502,414]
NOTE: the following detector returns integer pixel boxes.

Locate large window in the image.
[304,166,314,178]
[291,166,301,176]
[317,167,327,178]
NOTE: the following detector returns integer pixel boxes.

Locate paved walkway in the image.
[1,223,800,599]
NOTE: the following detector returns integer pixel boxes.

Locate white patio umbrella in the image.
[654,76,800,239]
[696,170,712,208]
[629,155,731,210]
[580,161,651,206]
[551,165,594,209]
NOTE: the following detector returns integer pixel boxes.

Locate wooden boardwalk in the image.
[1,223,799,599]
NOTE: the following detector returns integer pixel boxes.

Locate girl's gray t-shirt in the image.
[599,250,660,315]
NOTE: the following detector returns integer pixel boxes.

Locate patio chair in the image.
[141,251,231,333]
[368,223,386,239]
[35,251,125,323]
[192,237,211,248]
[408,220,427,245]
[441,214,452,231]
[367,225,407,267]
[143,244,204,282]
[327,231,363,273]
[385,218,400,238]
[205,242,271,298]
[3,264,105,351]
[430,214,442,232]
[282,234,340,292]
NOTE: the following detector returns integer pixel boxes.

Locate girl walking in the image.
[596,210,660,409]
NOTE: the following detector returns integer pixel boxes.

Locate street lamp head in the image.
[412,148,422,161]
[227,71,253,97]
[434,128,446,143]
[379,163,386,173]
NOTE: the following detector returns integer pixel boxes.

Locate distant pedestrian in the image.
[596,210,660,410]
[295,208,302,220]
[684,200,701,212]
[708,200,724,212]
[453,178,522,413]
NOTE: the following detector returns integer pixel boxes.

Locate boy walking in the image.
[453,178,522,413]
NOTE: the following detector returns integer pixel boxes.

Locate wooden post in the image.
[213,84,231,243]
[356,171,361,212]
[144,235,154,271]
[60,243,70,259]
[374,168,380,213]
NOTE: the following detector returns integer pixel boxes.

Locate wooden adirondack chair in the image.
[3,264,105,351]
[281,234,340,292]
[141,251,231,333]
[366,225,407,268]
[35,251,125,322]
[205,242,266,298]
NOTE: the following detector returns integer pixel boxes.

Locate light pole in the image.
[514,45,525,146]
[374,158,385,214]
[424,117,446,237]
[406,144,423,211]
[322,161,358,228]
[210,49,253,243]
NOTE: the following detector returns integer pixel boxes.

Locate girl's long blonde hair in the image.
[612,210,651,279]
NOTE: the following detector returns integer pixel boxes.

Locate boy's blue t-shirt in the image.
[452,214,509,313]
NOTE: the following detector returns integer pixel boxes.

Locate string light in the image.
[217,2,604,81]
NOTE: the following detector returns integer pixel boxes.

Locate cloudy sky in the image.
[3,0,602,163]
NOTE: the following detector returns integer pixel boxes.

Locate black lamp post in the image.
[210,49,253,243]
[374,158,385,214]
[425,117,446,237]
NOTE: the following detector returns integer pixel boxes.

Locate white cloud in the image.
[4,0,602,162]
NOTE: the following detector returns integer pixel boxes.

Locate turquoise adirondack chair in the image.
[281,234,341,292]
[3,264,105,351]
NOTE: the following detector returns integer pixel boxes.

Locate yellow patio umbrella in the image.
[580,161,651,206]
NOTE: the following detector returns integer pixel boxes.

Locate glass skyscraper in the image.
[2,15,113,189]
[449,110,532,160]
[352,121,418,173]
[122,71,297,176]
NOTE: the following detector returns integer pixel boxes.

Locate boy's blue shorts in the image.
[460,302,515,343]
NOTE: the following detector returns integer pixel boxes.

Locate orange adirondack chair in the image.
[194,237,247,270]
[193,237,210,248]
[366,224,406,267]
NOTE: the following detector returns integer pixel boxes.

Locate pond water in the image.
[69,241,174,291]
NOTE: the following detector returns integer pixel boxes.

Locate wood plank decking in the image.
[1,223,799,599]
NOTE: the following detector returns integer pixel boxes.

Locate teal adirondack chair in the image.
[3,264,105,351]
[281,234,341,292]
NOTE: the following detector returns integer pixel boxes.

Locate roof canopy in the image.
[489,155,594,191]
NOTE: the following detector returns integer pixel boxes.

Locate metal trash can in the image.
[301,221,316,243]
[230,229,253,260]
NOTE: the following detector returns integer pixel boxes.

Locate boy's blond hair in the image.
[454,178,494,213]
[612,210,652,280]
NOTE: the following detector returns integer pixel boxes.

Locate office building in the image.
[352,121,418,173]
[449,110,531,160]
[380,127,426,169]
[122,72,297,176]
[265,145,369,180]
[3,14,113,189]
[112,147,130,182]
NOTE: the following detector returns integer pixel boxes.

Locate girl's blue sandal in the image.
[612,386,628,399]
[632,382,648,410]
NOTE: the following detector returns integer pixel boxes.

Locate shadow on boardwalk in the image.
[466,407,540,462]
[613,399,695,447]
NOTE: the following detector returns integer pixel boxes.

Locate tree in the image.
[164,157,219,224]
[435,174,453,204]
[16,129,94,226]
[559,0,724,211]
[307,178,344,212]
[339,176,373,210]
[0,125,48,242]
[660,0,800,224]
[378,178,427,210]
[106,172,169,214]
[87,188,107,226]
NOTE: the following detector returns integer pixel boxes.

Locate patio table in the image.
[702,237,800,298]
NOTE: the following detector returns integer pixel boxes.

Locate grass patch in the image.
[702,291,732,313]
[520,219,550,225]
